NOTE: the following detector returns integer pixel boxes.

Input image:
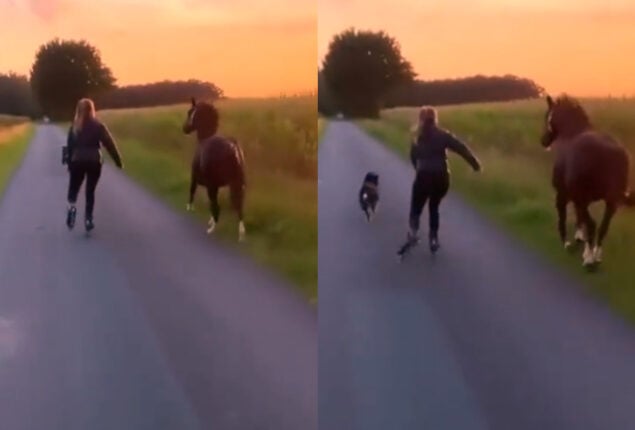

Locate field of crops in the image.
[100,96,317,300]
[358,98,635,322]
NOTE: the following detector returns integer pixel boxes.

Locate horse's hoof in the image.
[186,204,194,212]
[582,244,596,267]
[582,255,596,268]
[564,241,573,251]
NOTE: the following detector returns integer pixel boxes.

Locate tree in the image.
[321,28,415,118]
[318,70,338,116]
[0,72,40,118]
[30,39,116,120]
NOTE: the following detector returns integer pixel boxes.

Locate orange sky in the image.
[319,0,635,97]
[0,0,315,97]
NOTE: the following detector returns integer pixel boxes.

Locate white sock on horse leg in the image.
[207,216,216,234]
[593,246,603,263]
[583,243,594,266]
[574,228,586,242]
[238,221,246,241]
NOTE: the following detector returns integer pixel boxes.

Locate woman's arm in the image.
[409,143,418,169]
[445,132,481,172]
[100,123,124,168]
[66,126,75,164]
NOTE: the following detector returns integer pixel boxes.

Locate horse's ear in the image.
[546,95,554,108]
[191,97,196,107]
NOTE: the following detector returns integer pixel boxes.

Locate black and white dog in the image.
[359,172,379,222]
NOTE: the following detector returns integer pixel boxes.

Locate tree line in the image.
[95,80,224,110]
[0,39,224,120]
[319,28,544,117]
[383,75,544,108]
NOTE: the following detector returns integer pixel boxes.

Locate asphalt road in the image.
[0,125,317,430]
[318,121,635,430]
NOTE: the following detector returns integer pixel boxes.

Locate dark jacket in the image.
[410,126,481,174]
[67,118,123,167]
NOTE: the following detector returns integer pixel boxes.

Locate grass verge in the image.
[0,123,34,197]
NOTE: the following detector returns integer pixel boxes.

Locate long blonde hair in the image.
[411,105,438,142]
[72,98,96,135]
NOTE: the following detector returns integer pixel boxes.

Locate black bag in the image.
[62,145,69,165]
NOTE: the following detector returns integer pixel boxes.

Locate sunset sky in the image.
[0,0,315,97]
[319,0,635,97]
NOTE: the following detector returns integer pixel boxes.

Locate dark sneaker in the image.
[85,217,95,232]
[66,206,77,230]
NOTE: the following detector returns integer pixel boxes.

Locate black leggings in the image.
[67,161,102,219]
[409,171,450,238]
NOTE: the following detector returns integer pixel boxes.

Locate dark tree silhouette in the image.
[318,70,339,116]
[30,39,116,120]
[322,28,415,118]
[96,80,224,109]
[0,72,40,118]
[385,75,544,107]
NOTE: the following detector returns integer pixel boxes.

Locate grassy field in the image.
[0,119,34,196]
[358,98,635,323]
[99,96,317,301]
[318,117,327,142]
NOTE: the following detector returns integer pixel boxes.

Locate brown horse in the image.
[541,94,634,267]
[183,98,246,241]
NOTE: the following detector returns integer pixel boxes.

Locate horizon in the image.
[318,0,635,98]
[0,0,316,98]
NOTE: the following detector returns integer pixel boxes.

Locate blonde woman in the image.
[407,106,481,252]
[65,98,123,232]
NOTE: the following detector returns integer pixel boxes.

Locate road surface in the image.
[0,125,316,430]
[318,121,635,430]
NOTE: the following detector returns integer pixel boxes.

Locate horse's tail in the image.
[229,137,246,187]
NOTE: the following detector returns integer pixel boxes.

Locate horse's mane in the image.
[553,94,591,128]
[193,101,219,136]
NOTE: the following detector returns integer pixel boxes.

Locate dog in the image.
[359,172,379,222]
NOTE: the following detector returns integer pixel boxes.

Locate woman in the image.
[65,98,123,232]
[407,106,481,252]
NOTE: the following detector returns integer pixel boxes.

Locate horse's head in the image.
[541,94,590,149]
[183,97,219,140]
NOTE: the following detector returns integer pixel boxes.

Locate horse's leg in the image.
[574,209,586,243]
[556,191,569,249]
[230,181,245,242]
[574,201,597,267]
[206,186,220,234]
[595,200,618,263]
[187,169,197,211]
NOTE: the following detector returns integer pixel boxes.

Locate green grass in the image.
[358,98,635,323]
[318,117,328,143]
[0,115,29,126]
[0,123,34,196]
[99,96,317,301]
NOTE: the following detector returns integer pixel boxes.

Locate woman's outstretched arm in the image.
[100,123,124,168]
[446,132,481,172]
